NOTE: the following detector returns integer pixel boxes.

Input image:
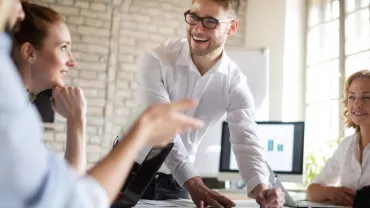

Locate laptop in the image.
[266,164,351,208]
[111,143,174,208]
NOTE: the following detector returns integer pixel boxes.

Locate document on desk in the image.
[134,201,153,207]
[138,200,180,207]
[165,199,260,208]
[233,200,260,207]
[295,200,351,208]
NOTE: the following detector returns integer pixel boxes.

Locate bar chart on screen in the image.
[228,124,295,172]
[259,125,294,172]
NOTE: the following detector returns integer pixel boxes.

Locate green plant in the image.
[304,137,341,186]
[304,151,329,185]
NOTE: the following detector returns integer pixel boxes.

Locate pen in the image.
[267,174,278,198]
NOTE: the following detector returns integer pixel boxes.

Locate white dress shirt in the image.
[137,38,269,194]
[0,32,109,208]
[312,133,370,190]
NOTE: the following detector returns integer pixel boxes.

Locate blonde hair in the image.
[343,69,370,132]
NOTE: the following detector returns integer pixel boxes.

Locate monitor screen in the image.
[220,121,304,175]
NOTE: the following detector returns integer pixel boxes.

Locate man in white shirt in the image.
[137,0,285,207]
[0,1,203,207]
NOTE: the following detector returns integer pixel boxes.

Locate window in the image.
[345,0,370,77]
[305,0,341,147]
[305,0,370,146]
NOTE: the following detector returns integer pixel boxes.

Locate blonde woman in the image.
[307,70,370,206]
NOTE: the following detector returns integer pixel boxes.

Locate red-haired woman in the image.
[12,2,86,174]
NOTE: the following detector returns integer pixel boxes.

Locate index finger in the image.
[342,187,356,197]
[197,200,205,208]
[265,189,279,205]
[216,194,236,207]
[207,198,223,208]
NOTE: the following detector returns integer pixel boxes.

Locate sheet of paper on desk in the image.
[165,199,260,208]
[134,201,153,207]
[296,200,351,208]
[139,200,180,207]
[233,200,260,207]
[166,199,195,207]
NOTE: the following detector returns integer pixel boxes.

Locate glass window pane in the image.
[346,0,356,13]
[305,100,339,143]
[346,0,370,13]
[323,0,340,21]
[345,51,370,77]
[309,7,320,27]
[307,27,319,65]
[306,60,340,104]
[331,0,340,19]
[345,9,370,54]
[309,0,322,27]
[307,21,339,65]
[309,0,339,27]
[361,0,370,7]
[324,0,332,21]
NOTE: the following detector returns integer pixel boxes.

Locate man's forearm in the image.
[165,136,200,186]
[184,176,203,192]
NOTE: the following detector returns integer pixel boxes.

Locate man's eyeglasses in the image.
[184,10,234,29]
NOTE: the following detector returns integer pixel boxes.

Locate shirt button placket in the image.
[186,78,204,117]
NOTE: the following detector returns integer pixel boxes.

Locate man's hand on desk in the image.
[184,176,236,208]
[253,184,285,208]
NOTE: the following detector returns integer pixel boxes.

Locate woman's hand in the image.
[52,86,87,121]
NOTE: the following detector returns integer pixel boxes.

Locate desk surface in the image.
[136,199,263,208]
[133,190,305,207]
[136,199,350,208]
[135,191,347,208]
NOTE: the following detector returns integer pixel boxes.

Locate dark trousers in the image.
[141,173,190,200]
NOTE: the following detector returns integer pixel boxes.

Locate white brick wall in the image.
[32,0,247,168]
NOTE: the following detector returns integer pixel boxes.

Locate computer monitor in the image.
[218,121,305,183]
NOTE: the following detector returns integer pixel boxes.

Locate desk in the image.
[217,189,306,201]
[134,190,306,208]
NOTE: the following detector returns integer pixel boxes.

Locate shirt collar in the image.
[176,41,229,75]
[0,32,13,53]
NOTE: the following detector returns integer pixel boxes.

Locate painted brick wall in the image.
[32,0,247,167]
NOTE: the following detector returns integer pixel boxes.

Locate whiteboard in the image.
[193,48,269,177]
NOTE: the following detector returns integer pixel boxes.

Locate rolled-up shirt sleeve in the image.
[226,72,269,196]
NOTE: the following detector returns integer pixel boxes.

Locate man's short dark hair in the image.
[215,0,241,16]
[192,0,241,17]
